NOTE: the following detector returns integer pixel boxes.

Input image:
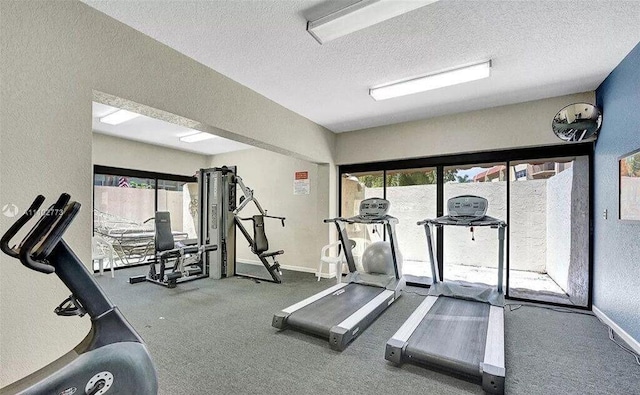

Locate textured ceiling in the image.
[83,0,640,133]
[92,103,252,155]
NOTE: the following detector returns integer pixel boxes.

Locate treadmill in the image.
[385,195,507,394]
[273,198,405,351]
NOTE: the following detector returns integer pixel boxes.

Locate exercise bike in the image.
[0,194,158,394]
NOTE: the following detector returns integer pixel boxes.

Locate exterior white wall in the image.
[567,156,590,306]
[92,133,209,176]
[546,168,573,290]
[0,1,334,386]
[94,186,156,224]
[93,187,190,232]
[209,149,330,274]
[364,181,547,272]
[509,179,548,272]
[546,157,590,305]
[335,92,595,165]
[385,185,437,265]
[446,182,505,269]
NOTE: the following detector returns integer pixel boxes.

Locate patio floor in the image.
[403,260,573,304]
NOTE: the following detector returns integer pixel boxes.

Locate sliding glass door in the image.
[443,163,507,288]
[508,156,590,306]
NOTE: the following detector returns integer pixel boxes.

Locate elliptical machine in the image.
[0,194,158,394]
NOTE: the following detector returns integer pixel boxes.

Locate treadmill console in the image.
[359,198,390,219]
[447,195,488,221]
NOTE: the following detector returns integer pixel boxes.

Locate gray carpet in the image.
[235,261,277,282]
[95,268,639,395]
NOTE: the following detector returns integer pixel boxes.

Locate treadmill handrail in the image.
[418,215,506,228]
[419,214,507,294]
[324,215,398,225]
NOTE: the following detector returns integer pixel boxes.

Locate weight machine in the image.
[143,212,217,288]
[199,166,286,283]
[131,166,285,287]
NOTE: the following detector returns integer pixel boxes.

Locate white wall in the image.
[92,133,209,176]
[509,179,548,273]
[546,168,573,290]
[210,148,330,274]
[365,181,546,272]
[0,1,334,387]
[567,156,590,306]
[335,92,595,165]
[546,157,590,305]
[339,177,536,276]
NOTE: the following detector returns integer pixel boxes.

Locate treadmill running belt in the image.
[286,284,385,337]
[405,297,490,378]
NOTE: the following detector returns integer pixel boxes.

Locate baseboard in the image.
[593,305,640,355]
[236,259,337,278]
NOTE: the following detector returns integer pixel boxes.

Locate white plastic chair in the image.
[317,241,344,284]
[317,240,357,283]
[92,235,115,278]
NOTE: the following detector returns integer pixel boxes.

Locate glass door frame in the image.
[338,142,595,310]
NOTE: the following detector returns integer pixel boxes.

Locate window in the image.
[339,143,593,308]
[340,171,384,271]
[514,169,527,180]
[157,180,198,240]
[93,166,197,271]
[508,157,590,306]
[385,168,437,284]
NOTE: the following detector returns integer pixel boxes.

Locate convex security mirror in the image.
[552,102,602,142]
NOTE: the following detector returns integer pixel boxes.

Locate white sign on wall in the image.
[294,171,310,195]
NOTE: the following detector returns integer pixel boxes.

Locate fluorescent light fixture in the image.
[99,109,141,125]
[307,0,439,44]
[369,60,492,101]
[179,132,215,143]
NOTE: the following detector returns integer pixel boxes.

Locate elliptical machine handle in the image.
[17,194,71,274]
[0,195,46,258]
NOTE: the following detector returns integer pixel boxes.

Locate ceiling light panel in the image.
[99,109,141,125]
[179,132,216,143]
[369,61,492,101]
[308,0,439,44]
